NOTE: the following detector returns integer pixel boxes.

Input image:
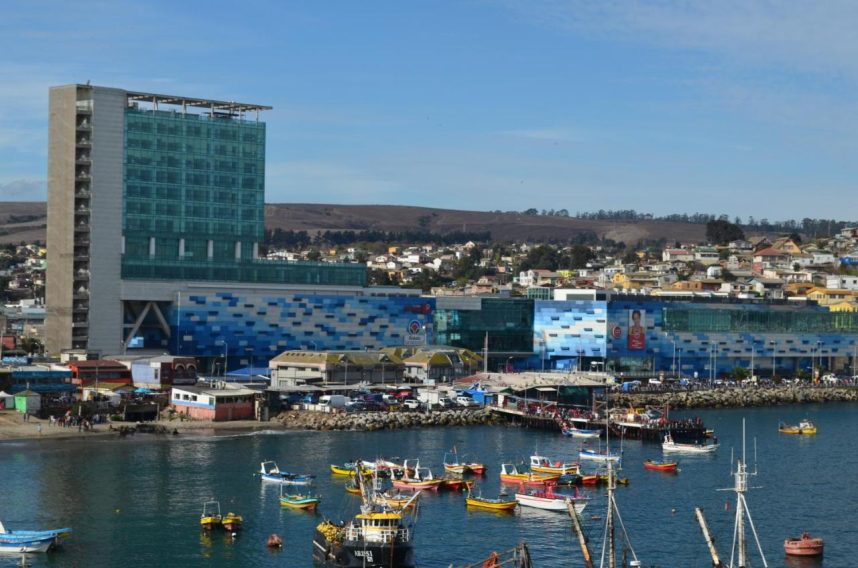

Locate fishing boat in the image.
[662,433,719,454]
[580,473,599,486]
[778,419,817,435]
[443,450,468,475]
[313,461,419,567]
[345,483,362,495]
[330,462,372,476]
[260,461,315,485]
[785,533,824,557]
[0,521,72,553]
[562,426,602,439]
[499,463,560,486]
[280,485,322,511]
[578,448,621,463]
[376,491,419,510]
[529,455,580,475]
[200,500,223,531]
[643,459,678,472]
[441,476,473,492]
[464,461,487,475]
[465,495,518,512]
[222,512,243,532]
[392,466,443,492]
[597,472,630,486]
[515,486,586,513]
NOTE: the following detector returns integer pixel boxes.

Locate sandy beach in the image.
[0,410,282,442]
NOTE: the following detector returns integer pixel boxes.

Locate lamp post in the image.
[664,333,677,378]
[750,345,755,380]
[540,331,547,373]
[770,341,776,380]
[344,358,349,386]
[506,356,513,374]
[216,340,228,378]
[677,348,683,379]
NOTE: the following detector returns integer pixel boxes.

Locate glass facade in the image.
[121,107,366,287]
[533,300,607,369]
[435,298,534,353]
[663,307,858,334]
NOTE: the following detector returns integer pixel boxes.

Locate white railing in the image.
[345,526,410,544]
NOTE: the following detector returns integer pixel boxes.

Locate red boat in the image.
[580,474,599,486]
[785,533,824,557]
[643,459,678,472]
[465,463,486,475]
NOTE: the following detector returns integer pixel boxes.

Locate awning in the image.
[535,387,558,392]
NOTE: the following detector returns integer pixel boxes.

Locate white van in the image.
[319,395,350,409]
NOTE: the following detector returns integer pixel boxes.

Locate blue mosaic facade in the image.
[168,292,434,370]
[533,300,608,370]
[607,298,858,377]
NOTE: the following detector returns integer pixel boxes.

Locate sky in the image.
[1,0,857,221]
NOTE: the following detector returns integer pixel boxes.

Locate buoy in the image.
[725,501,730,511]
[267,533,283,548]
[671,508,677,515]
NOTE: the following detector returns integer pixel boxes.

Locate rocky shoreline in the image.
[276,408,503,431]
[610,386,858,409]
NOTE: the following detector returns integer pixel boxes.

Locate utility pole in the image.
[483,332,488,374]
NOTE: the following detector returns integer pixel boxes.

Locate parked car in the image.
[319,395,350,409]
[402,398,420,410]
[437,398,455,409]
[455,396,479,408]
[345,401,366,413]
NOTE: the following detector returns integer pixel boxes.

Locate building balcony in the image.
[73,305,89,314]
[72,320,89,328]
[76,101,93,113]
[75,173,91,182]
[75,155,91,165]
[74,224,90,233]
[75,121,91,131]
[76,138,91,147]
[73,291,89,300]
[75,207,91,215]
[75,190,91,198]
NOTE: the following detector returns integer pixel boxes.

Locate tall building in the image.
[46,84,369,357]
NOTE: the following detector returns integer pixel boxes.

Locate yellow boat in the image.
[345,483,362,495]
[779,420,817,435]
[222,512,243,531]
[465,496,518,511]
[330,463,370,476]
[200,500,222,531]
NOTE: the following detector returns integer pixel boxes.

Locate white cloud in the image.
[0,179,46,201]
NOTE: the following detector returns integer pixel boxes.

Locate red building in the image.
[170,385,256,421]
[67,360,132,387]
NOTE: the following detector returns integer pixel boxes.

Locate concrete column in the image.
[252,242,259,260]
[207,240,213,260]
[179,238,185,257]
[235,241,241,261]
[149,237,156,257]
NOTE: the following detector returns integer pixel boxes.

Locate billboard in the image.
[627,309,646,351]
[405,319,426,346]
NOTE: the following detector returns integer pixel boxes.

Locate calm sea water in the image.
[1,404,854,568]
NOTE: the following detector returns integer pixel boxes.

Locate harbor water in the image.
[2,404,855,567]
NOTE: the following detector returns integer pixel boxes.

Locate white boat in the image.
[562,426,601,439]
[0,521,72,554]
[578,448,621,463]
[662,434,719,454]
[515,489,587,513]
[259,461,315,485]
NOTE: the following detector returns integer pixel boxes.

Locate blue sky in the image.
[1,0,857,221]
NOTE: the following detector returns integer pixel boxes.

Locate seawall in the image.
[610,386,858,409]
[276,408,502,431]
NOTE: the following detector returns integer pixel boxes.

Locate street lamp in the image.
[750,344,755,380]
[216,340,228,378]
[506,356,513,373]
[664,333,677,378]
[770,341,776,380]
[677,348,683,379]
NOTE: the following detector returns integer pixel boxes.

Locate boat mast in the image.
[694,507,725,568]
[725,420,768,568]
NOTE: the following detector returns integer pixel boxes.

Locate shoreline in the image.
[1,387,854,442]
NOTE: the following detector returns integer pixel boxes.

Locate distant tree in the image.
[306,250,322,261]
[523,208,538,216]
[788,232,802,244]
[705,219,745,245]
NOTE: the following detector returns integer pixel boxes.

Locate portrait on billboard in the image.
[627,309,646,351]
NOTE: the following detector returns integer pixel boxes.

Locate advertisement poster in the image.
[627,309,646,351]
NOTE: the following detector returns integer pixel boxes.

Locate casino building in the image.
[44,84,428,369]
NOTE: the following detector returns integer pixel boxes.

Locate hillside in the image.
[0,202,707,245]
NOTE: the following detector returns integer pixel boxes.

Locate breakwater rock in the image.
[610,386,858,409]
[276,408,503,431]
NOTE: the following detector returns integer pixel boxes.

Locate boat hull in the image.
[313,531,416,567]
[465,498,517,511]
[579,451,620,463]
[785,535,824,557]
[0,538,55,553]
[644,461,678,472]
[280,498,320,511]
[515,494,586,513]
[391,480,441,491]
[662,443,718,454]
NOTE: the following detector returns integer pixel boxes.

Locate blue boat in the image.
[259,461,315,485]
[0,521,72,553]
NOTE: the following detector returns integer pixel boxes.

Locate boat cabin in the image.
[350,512,408,544]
